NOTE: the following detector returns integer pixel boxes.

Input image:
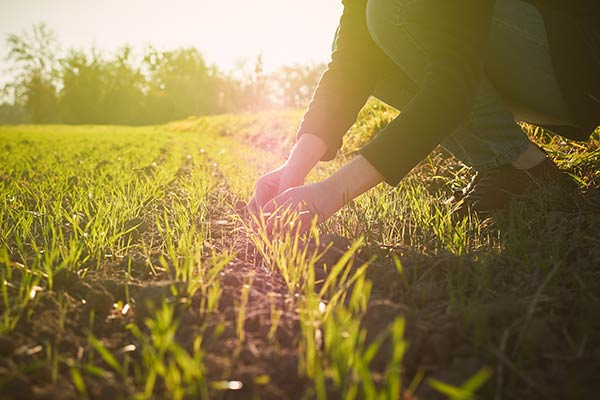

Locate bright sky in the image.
[0,0,342,80]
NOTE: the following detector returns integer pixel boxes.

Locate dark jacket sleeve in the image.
[296,0,388,161]
[360,0,496,185]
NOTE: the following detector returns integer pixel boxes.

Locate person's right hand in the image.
[247,133,328,217]
[247,164,304,216]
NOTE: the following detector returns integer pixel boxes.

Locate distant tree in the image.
[101,46,146,124]
[212,55,273,113]
[59,47,146,124]
[5,23,60,123]
[143,47,221,122]
[215,73,246,112]
[268,63,325,109]
[0,103,27,124]
[59,49,106,123]
[219,59,325,112]
[249,54,270,111]
[3,22,328,124]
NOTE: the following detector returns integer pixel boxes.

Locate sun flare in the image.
[0,0,342,73]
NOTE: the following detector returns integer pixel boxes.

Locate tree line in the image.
[0,23,325,125]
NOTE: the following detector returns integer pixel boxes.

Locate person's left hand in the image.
[261,181,341,236]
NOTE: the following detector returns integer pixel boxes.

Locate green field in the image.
[1,101,600,399]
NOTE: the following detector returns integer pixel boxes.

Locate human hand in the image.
[247,134,327,217]
[247,164,304,216]
[249,155,384,236]
[262,182,341,236]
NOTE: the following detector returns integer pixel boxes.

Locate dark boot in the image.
[449,158,575,216]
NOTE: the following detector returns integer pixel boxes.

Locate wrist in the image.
[286,133,327,177]
[312,180,343,221]
[325,155,384,205]
[280,161,306,187]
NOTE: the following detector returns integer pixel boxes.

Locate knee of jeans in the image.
[366,0,394,51]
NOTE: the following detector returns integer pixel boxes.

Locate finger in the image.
[254,190,270,210]
[254,180,279,209]
[267,205,313,238]
[265,205,287,237]
[264,203,288,236]
[291,210,314,236]
[248,197,273,233]
[265,193,297,218]
[247,196,259,216]
[250,214,262,233]
[250,178,277,211]
[266,209,312,238]
[262,197,280,216]
[265,216,275,238]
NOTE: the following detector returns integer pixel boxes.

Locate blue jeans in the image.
[356,0,576,171]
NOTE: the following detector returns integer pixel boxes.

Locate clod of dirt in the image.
[221,271,243,288]
[135,163,158,177]
[410,280,448,308]
[67,175,79,187]
[416,357,486,400]
[318,235,352,266]
[3,375,34,400]
[519,318,560,354]
[85,288,115,315]
[231,199,247,214]
[96,279,129,302]
[95,160,110,170]
[118,254,151,278]
[0,335,16,357]
[97,381,123,400]
[427,332,454,364]
[360,301,424,369]
[270,353,300,386]
[122,218,149,243]
[53,269,80,291]
[133,281,186,319]
[469,297,526,329]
